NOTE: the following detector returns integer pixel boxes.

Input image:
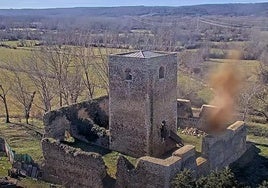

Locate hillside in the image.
[0,3,267,17]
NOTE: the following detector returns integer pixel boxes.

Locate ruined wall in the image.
[177,102,213,129]
[109,52,177,158]
[201,121,247,170]
[177,100,243,131]
[116,121,247,187]
[177,100,212,129]
[177,99,193,119]
[43,96,109,146]
[116,145,197,188]
[41,138,107,188]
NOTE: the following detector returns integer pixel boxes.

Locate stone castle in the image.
[41,51,247,188]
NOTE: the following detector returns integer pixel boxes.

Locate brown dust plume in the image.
[207,52,242,133]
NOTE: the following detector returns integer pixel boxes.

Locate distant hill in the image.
[0,3,267,17]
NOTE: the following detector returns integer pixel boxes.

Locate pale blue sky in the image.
[0,0,267,9]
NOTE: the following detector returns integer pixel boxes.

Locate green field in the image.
[0,45,128,118]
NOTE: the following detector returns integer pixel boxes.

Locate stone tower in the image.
[109,51,177,158]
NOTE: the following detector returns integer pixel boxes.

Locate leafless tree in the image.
[75,46,96,99]
[238,50,268,122]
[11,71,36,124]
[0,84,10,123]
[41,45,74,106]
[24,51,56,112]
[92,45,114,95]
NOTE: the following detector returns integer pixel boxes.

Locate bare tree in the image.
[11,71,36,124]
[238,84,262,121]
[74,32,97,99]
[24,51,56,112]
[238,51,268,122]
[65,64,84,104]
[92,46,115,95]
[0,84,10,123]
[42,45,73,106]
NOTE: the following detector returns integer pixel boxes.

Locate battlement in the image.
[116,121,247,187]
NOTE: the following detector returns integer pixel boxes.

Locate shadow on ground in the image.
[230,142,268,187]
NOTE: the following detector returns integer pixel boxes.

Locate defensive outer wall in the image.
[41,97,247,188]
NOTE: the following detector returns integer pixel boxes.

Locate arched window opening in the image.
[125,68,132,80]
[159,66,165,79]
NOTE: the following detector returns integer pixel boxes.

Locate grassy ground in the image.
[246,121,268,157]
[177,131,203,153]
[17,178,60,188]
[0,152,11,177]
[0,120,53,187]
[247,135,268,157]
[0,122,43,163]
[178,71,213,105]
[103,151,137,178]
[206,58,260,81]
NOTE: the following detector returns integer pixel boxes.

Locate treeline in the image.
[0,3,268,17]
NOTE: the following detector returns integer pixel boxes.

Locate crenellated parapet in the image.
[116,121,247,187]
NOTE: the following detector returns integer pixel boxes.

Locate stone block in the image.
[199,104,217,119]
[172,145,197,172]
[227,121,245,133]
[172,145,196,161]
[177,99,193,118]
[196,157,209,177]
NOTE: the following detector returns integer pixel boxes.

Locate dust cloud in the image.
[207,51,242,133]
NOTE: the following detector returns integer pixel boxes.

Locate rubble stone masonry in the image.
[41,138,107,188]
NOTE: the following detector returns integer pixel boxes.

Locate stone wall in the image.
[177,100,244,131]
[201,121,247,170]
[149,54,178,157]
[43,96,109,146]
[177,101,216,129]
[116,121,247,187]
[177,99,193,119]
[41,138,107,188]
[116,145,200,188]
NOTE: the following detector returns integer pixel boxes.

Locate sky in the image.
[0,0,267,9]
